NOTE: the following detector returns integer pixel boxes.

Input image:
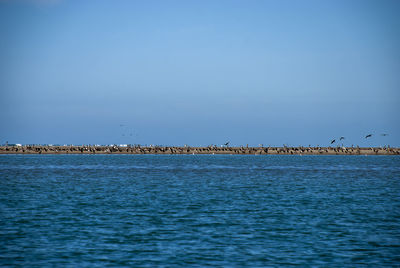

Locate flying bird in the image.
[381,133,388,136]
[224,142,230,146]
[365,134,372,139]
[331,139,336,144]
[340,137,345,141]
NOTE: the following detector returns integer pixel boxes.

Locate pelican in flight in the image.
[224,142,230,146]
[365,134,372,139]
[331,139,336,144]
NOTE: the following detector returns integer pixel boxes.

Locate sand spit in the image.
[0,145,399,155]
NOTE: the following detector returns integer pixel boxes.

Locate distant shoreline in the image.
[0,146,399,155]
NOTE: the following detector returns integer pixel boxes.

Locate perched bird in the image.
[331,139,336,144]
[340,137,345,141]
[365,134,372,139]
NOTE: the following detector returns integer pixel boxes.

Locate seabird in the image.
[365,134,372,139]
[224,142,230,146]
[331,139,336,144]
[340,137,345,141]
[381,133,388,136]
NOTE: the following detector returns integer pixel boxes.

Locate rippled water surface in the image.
[1,155,399,266]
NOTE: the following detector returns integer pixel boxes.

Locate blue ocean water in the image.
[0,155,399,267]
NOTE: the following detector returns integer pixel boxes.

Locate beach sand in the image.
[0,145,399,155]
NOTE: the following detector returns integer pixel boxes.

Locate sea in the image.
[0,154,399,267]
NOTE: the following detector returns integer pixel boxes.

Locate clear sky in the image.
[1,0,399,147]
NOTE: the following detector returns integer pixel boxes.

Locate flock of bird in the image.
[119,124,389,147]
[330,133,388,145]
[223,133,389,147]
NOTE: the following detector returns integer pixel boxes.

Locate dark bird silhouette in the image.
[365,134,372,139]
[340,137,345,141]
[224,142,230,146]
[331,139,336,144]
[381,133,388,136]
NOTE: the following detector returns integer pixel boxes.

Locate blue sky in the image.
[1,0,399,146]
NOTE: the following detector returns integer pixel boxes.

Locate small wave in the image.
[1,164,399,172]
